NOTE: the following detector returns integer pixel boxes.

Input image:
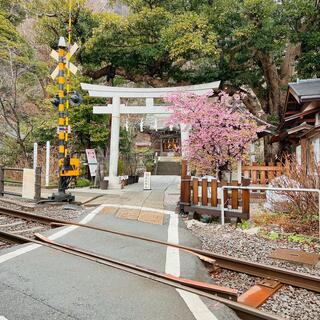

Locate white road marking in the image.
[0,316,9,319]
[101,203,175,216]
[166,214,218,320]
[176,290,219,320]
[0,205,103,265]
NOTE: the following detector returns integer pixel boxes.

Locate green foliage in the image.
[267,114,280,126]
[239,219,250,230]
[2,0,320,167]
[141,147,155,171]
[31,0,98,51]
[76,177,91,188]
[69,101,110,152]
[0,11,48,165]
[161,12,218,62]
[287,234,312,244]
[118,159,124,176]
[268,231,280,241]
[0,12,30,59]
[0,0,27,25]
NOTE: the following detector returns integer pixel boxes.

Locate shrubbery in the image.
[76,178,91,188]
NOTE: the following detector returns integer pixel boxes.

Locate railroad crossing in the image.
[0,177,240,320]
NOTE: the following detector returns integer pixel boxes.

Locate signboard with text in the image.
[85,149,98,177]
[143,172,151,190]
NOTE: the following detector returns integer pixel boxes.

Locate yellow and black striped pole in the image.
[64,0,72,158]
[57,37,67,193]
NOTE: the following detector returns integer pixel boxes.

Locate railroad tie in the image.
[0,221,26,228]
[238,279,283,308]
[11,226,44,234]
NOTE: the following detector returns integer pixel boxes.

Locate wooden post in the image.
[221,180,228,208]
[180,175,191,205]
[192,178,199,205]
[276,162,282,177]
[285,159,290,177]
[252,161,257,184]
[181,159,187,178]
[241,178,250,218]
[268,161,274,182]
[260,162,266,185]
[201,178,208,206]
[34,166,41,201]
[301,138,307,174]
[211,179,218,207]
[231,181,239,209]
[0,166,4,196]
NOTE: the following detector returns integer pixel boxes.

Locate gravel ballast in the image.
[0,198,92,250]
[186,219,320,320]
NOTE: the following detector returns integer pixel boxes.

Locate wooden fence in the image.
[180,161,250,220]
[242,161,289,185]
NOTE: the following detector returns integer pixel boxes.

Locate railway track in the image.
[0,207,52,248]
[0,205,319,320]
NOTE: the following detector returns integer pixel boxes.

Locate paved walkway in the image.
[0,176,239,320]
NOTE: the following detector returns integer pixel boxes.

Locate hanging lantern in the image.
[169,124,173,131]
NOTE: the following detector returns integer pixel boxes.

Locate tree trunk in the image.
[256,52,282,117]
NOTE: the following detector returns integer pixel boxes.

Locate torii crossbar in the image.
[81,81,220,188]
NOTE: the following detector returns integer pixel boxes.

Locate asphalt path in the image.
[0,177,239,320]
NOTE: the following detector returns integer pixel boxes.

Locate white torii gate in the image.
[81,81,220,188]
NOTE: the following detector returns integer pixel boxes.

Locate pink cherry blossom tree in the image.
[165,91,264,175]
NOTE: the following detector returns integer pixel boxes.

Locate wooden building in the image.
[272,79,320,170]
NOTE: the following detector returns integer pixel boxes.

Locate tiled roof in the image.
[289,79,320,103]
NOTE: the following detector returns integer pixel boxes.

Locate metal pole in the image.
[221,185,320,238]
[33,142,38,170]
[221,190,225,225]
[45,141,50,187]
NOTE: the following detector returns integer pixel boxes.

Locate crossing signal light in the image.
[51,95,60,109]
[70,90,82,106]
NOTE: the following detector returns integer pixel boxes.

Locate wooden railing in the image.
[180,160,250,220]
[242,161,289,185]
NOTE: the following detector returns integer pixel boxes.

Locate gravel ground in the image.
[261,286,320,320]
[0,198,92,250]
[186,219,320,320]
[186,220,320,276]
[0,198,90,221]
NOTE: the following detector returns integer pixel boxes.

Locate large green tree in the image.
[81,0,320,120]
[28,0,320,134]
[0,7,47,164]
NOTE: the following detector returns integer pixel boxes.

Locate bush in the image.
[76,178,91,188]
[269,155,319,236]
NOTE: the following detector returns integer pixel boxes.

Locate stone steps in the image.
[155,161,181,175]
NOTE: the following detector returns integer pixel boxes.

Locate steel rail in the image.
[0,229,282,320]
[0,206,319,293]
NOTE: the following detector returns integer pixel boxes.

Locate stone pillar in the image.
[180,124,190,158]
[108,96,121,188]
